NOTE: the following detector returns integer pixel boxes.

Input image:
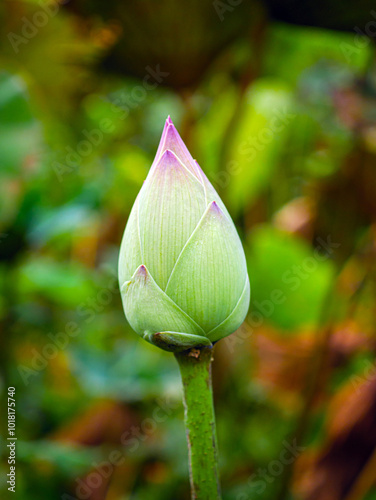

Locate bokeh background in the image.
[1,1,376,499]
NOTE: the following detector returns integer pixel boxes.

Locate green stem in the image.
[175,346,222,500]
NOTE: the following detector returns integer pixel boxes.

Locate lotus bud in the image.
[118,117,250,352]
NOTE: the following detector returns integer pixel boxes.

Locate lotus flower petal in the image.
[207,275,250,342]
[121,265,204,340]
[119,118,250,351]
[118,194,142,286]
[154,118,231,219]
[165,201,247,333]
[138,149,207,290]
[152,116,202,180]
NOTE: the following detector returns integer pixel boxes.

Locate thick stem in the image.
[175,346,222,500]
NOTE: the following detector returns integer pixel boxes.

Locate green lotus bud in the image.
[118,117,250,352]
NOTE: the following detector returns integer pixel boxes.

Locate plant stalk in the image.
[175,346,222,500]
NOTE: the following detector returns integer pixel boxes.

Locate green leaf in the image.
[227,80,294,214]
[265,24,372,84]
[247,226,334,332]
[16,257,95,306]
[0,72,42,174]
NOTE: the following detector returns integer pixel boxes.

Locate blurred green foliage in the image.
[1,2,376,500]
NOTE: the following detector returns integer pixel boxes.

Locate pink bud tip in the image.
[138,265,147,275]
[210,201,221,212]
[156,149,181,170]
